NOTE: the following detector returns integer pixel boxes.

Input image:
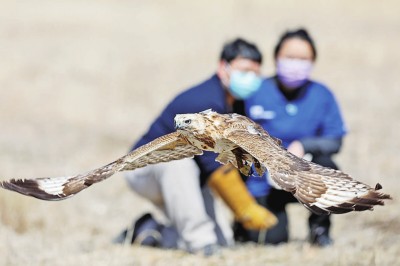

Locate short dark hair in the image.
[220,38,262,64]
[274,28,317,60]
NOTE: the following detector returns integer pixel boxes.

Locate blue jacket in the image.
[133,74,233,185]
[245,77,347,197]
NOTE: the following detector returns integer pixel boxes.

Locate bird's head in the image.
[175,109,227,134]
[175,110,225,151]
[174,113,208,135]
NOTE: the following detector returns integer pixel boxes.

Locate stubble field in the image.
[0,1,399,265]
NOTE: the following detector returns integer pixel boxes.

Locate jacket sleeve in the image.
[300,86,346,156]
[300,137,343,156]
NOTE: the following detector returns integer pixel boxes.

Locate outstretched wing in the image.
[0,132,202,201]
[224,129,391,215]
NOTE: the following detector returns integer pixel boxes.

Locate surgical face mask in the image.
[276,58,313,89]
[229,70,262,99]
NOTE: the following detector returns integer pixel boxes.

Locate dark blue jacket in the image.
[133,74,232,185]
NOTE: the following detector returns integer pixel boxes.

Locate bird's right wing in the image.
[0,132,202,201]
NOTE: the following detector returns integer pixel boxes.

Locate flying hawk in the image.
[0,110,391,215]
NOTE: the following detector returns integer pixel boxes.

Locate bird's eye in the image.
[184,119,191,124]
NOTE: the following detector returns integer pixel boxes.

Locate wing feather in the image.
[215,151,238,168]
[0,132,202,201]
[224,129,301,190]
[224,129,391,214]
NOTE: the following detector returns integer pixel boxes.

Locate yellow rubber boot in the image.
[208,164,278,230]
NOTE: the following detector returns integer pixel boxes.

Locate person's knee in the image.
[125,171,139,190]
[125,169,164,205]
[155,159,200,183]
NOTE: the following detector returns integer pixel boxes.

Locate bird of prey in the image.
[0,110,391,215]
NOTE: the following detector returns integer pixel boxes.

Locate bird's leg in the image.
[232,148,252,176]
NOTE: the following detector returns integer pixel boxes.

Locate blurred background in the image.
[0,1,399,265]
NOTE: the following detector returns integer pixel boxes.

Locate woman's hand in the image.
[287,140,305,158]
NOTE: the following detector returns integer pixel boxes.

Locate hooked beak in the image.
[174,115,183,130]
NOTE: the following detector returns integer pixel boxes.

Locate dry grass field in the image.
[0,1,399,265]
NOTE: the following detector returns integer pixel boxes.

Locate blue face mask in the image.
[229,70,262,100]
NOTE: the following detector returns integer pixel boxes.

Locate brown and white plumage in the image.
[1,132,202,200]
[0,110,391,215]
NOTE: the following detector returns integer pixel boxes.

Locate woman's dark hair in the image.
[274,28,317,60]
[220,38,262,64]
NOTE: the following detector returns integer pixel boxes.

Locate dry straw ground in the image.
[0,1,399,265]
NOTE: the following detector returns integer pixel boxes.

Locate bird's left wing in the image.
[0,132,202,201]
[224,129,391,215]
